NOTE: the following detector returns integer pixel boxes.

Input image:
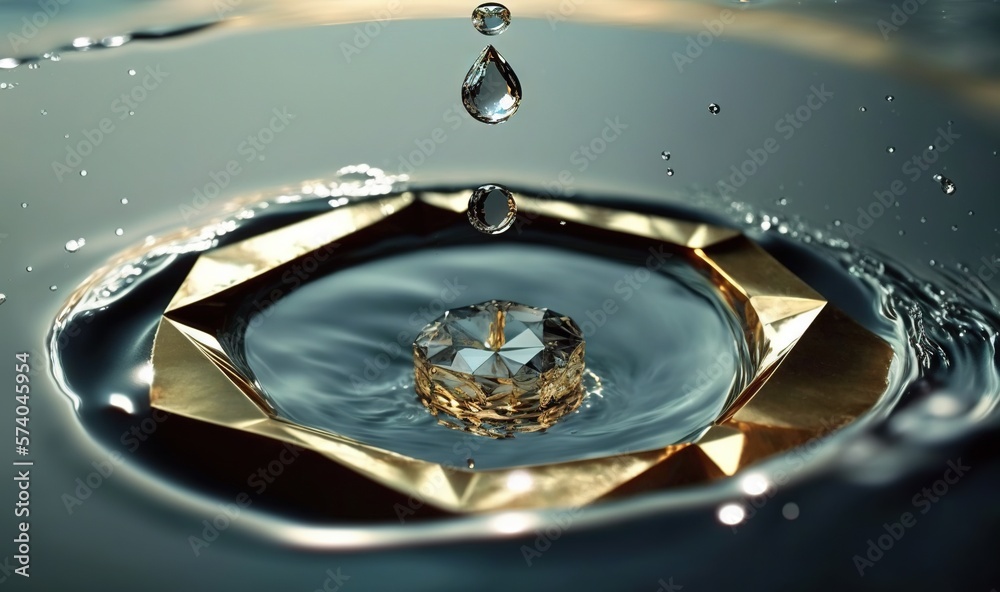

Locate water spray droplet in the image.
[128,68,136,76]
[782,502,800,520]
[708,103,721,114]
[886,146,895,153]
[858,106,867,112]
[660,151,671,160]
[466,458,476,469]
[40,109,47,115]
[25,266,32,272]
[951,225,958,231]
[461,45,521,124]
[20,202,27,208]
[468,183,516,234]
[472,3,510,36]
[665,168,674,176]
[885,94,894,102]
[115,228,124,236]
[49,285,58,292]
[120,198,129,205]
[936,175,956,195]
[80,170,87,177]
[64,238,86,253]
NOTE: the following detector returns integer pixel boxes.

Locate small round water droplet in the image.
[20,202,27,208]
[660,151,671,161]
[466,458,476,469]
[951,225,959,231]
[64,238,86,253]
[468,184,516,234]
[859,106,867,112]
[80,170,87,177]
[128,68,136,76]
[920,216,927,223]
[63,133,70,139]
[471,3,511,36]
[49,285,58,292]
[927,145,934,151]
[885,95,894,102]
[886,146,895,153]
[120,198,129,205]
[898,230,905,236]
[115,228,124,236]
[27,63,38,70]
[708,103,721,114]
[665,168,674,176]
[967,210,974,216]
[25,266,32,272]
[461,45,521,124]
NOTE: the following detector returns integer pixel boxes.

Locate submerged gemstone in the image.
[472,3,511,36]
[461,45,522,124]
[413,300,585,437]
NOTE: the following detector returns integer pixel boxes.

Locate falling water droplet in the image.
[968,210,975,216]
[64,238,86,253]
[920,216,927,223]
[115,228,124,236]
[665,168,674,176]
[886,146,895,153]
[859,106,867,112]
[25,266,32,272]
[937,175,956,195]
[468,183,516,234]
[461,45,521,124]
[471,3,511,36]
[128,68,136,76]
[466,458,476,469]
[660,151,671,160]
[80,170,87,177]
[120,198,129,205]
[776,197,788,206]
[49,285,58,292]
[708,103,721,114]
[885,94,894,102]
[20,202,27,208]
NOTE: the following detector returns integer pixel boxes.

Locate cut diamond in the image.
[413,300,585,437]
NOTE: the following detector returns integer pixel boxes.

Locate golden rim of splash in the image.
[149,191,892,514]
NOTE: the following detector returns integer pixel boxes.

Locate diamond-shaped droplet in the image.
[414,300,585,437]
[461,45,522,125]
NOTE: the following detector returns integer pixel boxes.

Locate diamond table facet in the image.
[413,300,585,437]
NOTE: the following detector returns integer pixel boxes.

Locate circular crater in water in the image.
[243,242,748,470]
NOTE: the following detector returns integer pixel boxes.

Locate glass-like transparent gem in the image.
[413,300,585,437]
[472,3,511,36]
[461,45,522,124]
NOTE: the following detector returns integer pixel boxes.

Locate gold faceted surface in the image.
[413,300,586,438]
[150,191,894,514]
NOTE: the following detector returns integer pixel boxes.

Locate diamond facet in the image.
[413,300,585,437]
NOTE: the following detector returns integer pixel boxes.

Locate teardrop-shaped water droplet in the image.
[468,183,516,234]
[462,45,521,124]
[472,3,510,36]
[939,176,956,195]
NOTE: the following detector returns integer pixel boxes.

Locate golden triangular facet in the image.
[695,425,746,476]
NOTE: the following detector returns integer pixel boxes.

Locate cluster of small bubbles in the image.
[128,69,136,76]
[471,3,511,36]
[115,228,124,236]
[27,63,38,70]
[660,151,671,160]
[666,168,674,177]
[708,103,721,114]
[65,238,86,253]
[80,170,88,177]
[886,146,895,154]
[885,94,895,102]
